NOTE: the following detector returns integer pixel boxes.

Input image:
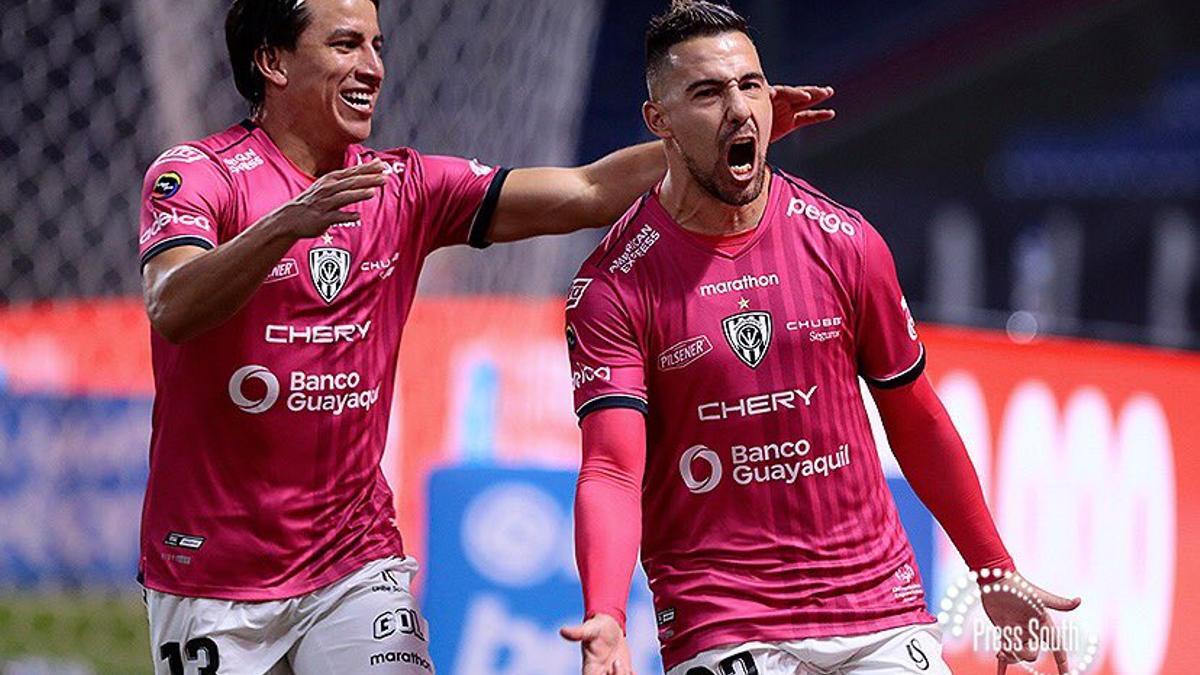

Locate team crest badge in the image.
[721,310,773,368]
[309,246,351,303]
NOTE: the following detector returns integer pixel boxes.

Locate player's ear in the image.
[255,45,288,89]
[643,100,672,140]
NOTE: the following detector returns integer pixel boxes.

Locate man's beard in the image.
[680,146,767,207]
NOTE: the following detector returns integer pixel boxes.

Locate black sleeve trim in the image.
[863,346,926,389]
[577,394,649,422]
[140,236,215,270]
[467,167,511,249]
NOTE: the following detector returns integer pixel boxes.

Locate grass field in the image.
[0,592,150,675]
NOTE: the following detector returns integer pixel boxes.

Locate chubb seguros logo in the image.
[679,444,723,494]
[228,364,279,414]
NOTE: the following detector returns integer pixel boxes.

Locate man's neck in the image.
[657,166,770,237]
[254,107,349,177]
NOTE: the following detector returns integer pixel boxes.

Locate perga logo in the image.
[786,196,857,236]
[151,171,182,199]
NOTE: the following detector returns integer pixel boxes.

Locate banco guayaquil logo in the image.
[679,444,722,494]
[228,364,279,414]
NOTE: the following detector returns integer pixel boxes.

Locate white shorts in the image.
[145,556,433,675]
[667,624,950,675]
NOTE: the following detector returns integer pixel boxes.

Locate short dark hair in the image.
[225,0,380,114]
[645,0,749,92]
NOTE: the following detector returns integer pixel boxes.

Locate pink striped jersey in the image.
[136,120,506,600]
[565,169,934,668]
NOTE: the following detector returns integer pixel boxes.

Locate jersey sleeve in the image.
[856,224,925,388]
[415,153,510,252]
[137,145,231,268]
[565,273,648,420]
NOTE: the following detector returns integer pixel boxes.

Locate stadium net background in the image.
[0,0,604,304]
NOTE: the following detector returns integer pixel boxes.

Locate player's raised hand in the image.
[982,572,1081,674]
[560,613,634,675]
[769,85,836,142]
[273,160,388,239]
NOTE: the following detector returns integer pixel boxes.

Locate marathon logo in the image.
[698,273,780,297]
[369,651,431,670]
[658,336,713,371]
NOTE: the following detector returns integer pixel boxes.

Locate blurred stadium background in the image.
[1,0,1197,672]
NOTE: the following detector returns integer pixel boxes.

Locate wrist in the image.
[585,609,627,634]
[257,206,306,244]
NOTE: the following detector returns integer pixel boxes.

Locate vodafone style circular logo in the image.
[228,365,279,414]
[679,444,723,494]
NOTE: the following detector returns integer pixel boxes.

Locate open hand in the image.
[560,613,634,675]
[981,572,1082,674]
[769,85,836,142]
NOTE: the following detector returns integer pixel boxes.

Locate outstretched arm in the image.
[560,407,646,675]
[488,86,834,242]
[873,373,1081,673]
[872,373,1012,571]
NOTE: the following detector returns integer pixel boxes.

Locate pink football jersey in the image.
[137,121,506,599]
[566,170,933,668]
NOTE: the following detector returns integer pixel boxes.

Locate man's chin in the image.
[717,171,766,206]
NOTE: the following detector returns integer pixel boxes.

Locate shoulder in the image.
[354,144,415,177]
[772,168,885,257]
[364,145,497,185]
[143,123,258,190]
[566,196,662,324]
[583,194,663,278]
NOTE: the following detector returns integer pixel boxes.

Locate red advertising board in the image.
[0,298,1195,673]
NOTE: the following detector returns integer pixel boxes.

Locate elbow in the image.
[146,297,195,344]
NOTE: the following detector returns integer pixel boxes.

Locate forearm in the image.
[489,142,665,242]
[144,214,299,343]
[576,141,666,227]
[875,375,1014,571]
[576,408,646,630]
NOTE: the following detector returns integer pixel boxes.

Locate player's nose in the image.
[725,88,752,126]
[357,48,385,88]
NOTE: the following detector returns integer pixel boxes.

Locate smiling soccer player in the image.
[134,0,833,672]
[561,3,1080,674]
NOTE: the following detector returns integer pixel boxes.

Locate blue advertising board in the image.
[423,467,936,674]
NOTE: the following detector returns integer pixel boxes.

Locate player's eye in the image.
[740,80,763,91]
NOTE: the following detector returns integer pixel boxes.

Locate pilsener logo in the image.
[228,365,279,414]
[679,444,722,494]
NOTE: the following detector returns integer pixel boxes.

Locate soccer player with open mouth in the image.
[134,0,833,672]
[561,2,1081,674]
